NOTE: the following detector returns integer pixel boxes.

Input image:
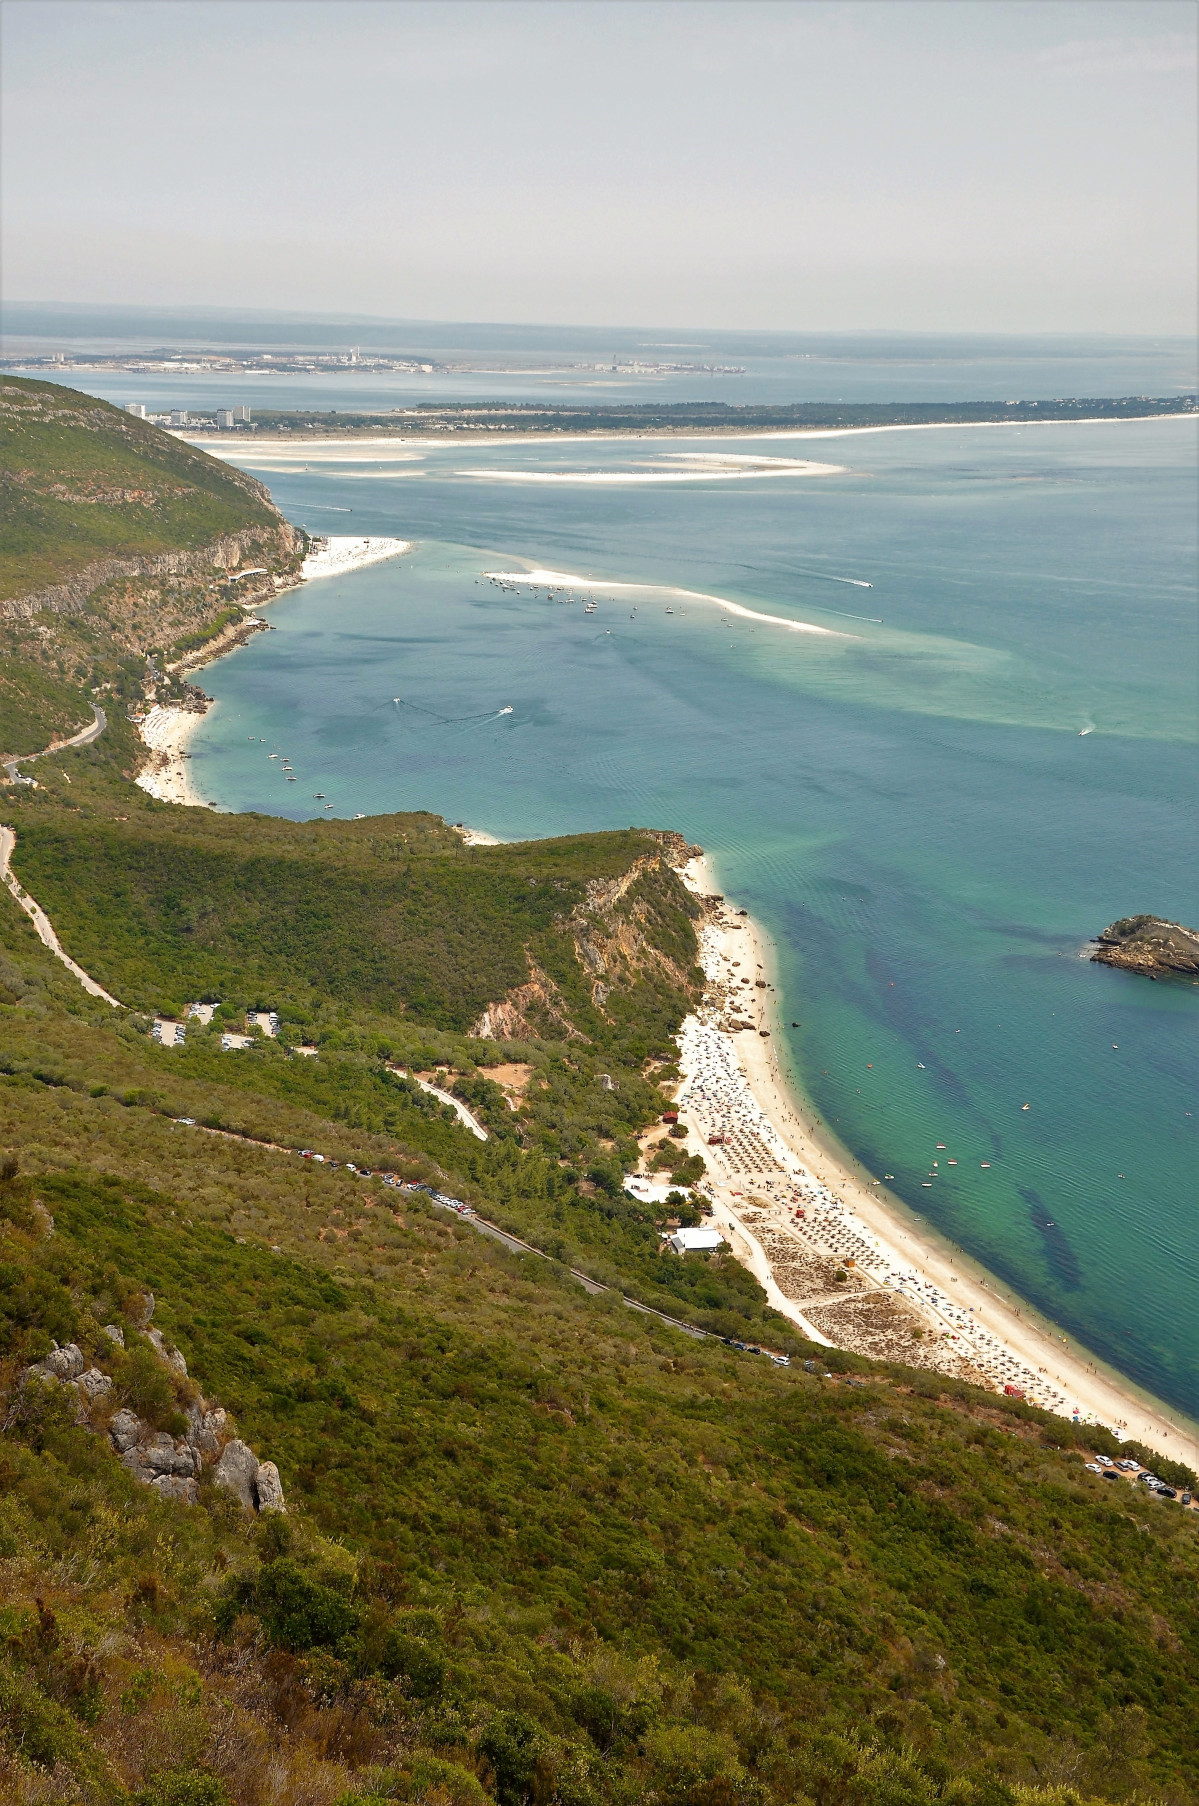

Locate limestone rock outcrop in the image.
[1091,916,1199,977]
[18,1330,284,1515]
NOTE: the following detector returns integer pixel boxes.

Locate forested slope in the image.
[1,416,1196,1805]
[0,729,1197,1805]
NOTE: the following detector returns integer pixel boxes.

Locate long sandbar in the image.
[184,414,1195,459]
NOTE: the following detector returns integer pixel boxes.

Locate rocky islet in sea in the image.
[1091,914,1199,977]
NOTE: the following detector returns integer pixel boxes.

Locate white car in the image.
[1095,1454,1113,1468]
[1084,1463,1104,1475]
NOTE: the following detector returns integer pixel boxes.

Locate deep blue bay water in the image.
[169,414,1197,1424]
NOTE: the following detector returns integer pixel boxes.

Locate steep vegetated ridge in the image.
[0,408,1196,1805]
[0,375,303,756]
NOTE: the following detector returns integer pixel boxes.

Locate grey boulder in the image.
[108,1408,144,1453]
[147,1328,188,1377]
[186,1402,227,1456]
[43,1343,85,1381]
[152,1474,199,1505]
[215,1438,260,1510]
[255,1461,286,1513]
[139,1433,189,1476]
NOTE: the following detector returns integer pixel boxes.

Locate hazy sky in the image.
[3,0,1196,332]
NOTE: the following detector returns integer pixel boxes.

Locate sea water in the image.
[29,321,1199,412]
[169,416,1199,1425]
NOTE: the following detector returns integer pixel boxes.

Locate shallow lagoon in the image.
[188,418,1198,1420]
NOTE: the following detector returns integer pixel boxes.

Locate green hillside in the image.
[0,727,1197,1804]
[0,377,279,601]
[0,434,1196,1804]
[0,376,302,757]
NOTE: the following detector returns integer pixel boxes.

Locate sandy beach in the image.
[673,855,1199,1473]
[300,535,411,581]
[134,705,211,807]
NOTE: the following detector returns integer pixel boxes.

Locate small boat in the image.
[286,776,297,782]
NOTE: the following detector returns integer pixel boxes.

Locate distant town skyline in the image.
[2,0,1196,333]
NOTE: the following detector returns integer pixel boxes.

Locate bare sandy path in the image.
[0,824,122,1007]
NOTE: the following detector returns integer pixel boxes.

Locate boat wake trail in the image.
[393,699,513,725]
[788,568,874,590]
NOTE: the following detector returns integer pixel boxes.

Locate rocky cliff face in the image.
[1091,915,1199,977]
[468,835,704,1042]
[0,521,302,624]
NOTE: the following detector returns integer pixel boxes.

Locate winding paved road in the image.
[2,704,107,783]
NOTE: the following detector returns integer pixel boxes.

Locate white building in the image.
[125,402,147,418]
[169,410,190,428]
[218,410,235,429]
[668,1227,726,1255]
[234,404,251,422]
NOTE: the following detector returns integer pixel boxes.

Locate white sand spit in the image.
[457,453,844,484]
[483,568,853,639]
[301,536,411,581]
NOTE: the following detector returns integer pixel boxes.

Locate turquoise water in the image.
[184,419,1197,1420]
